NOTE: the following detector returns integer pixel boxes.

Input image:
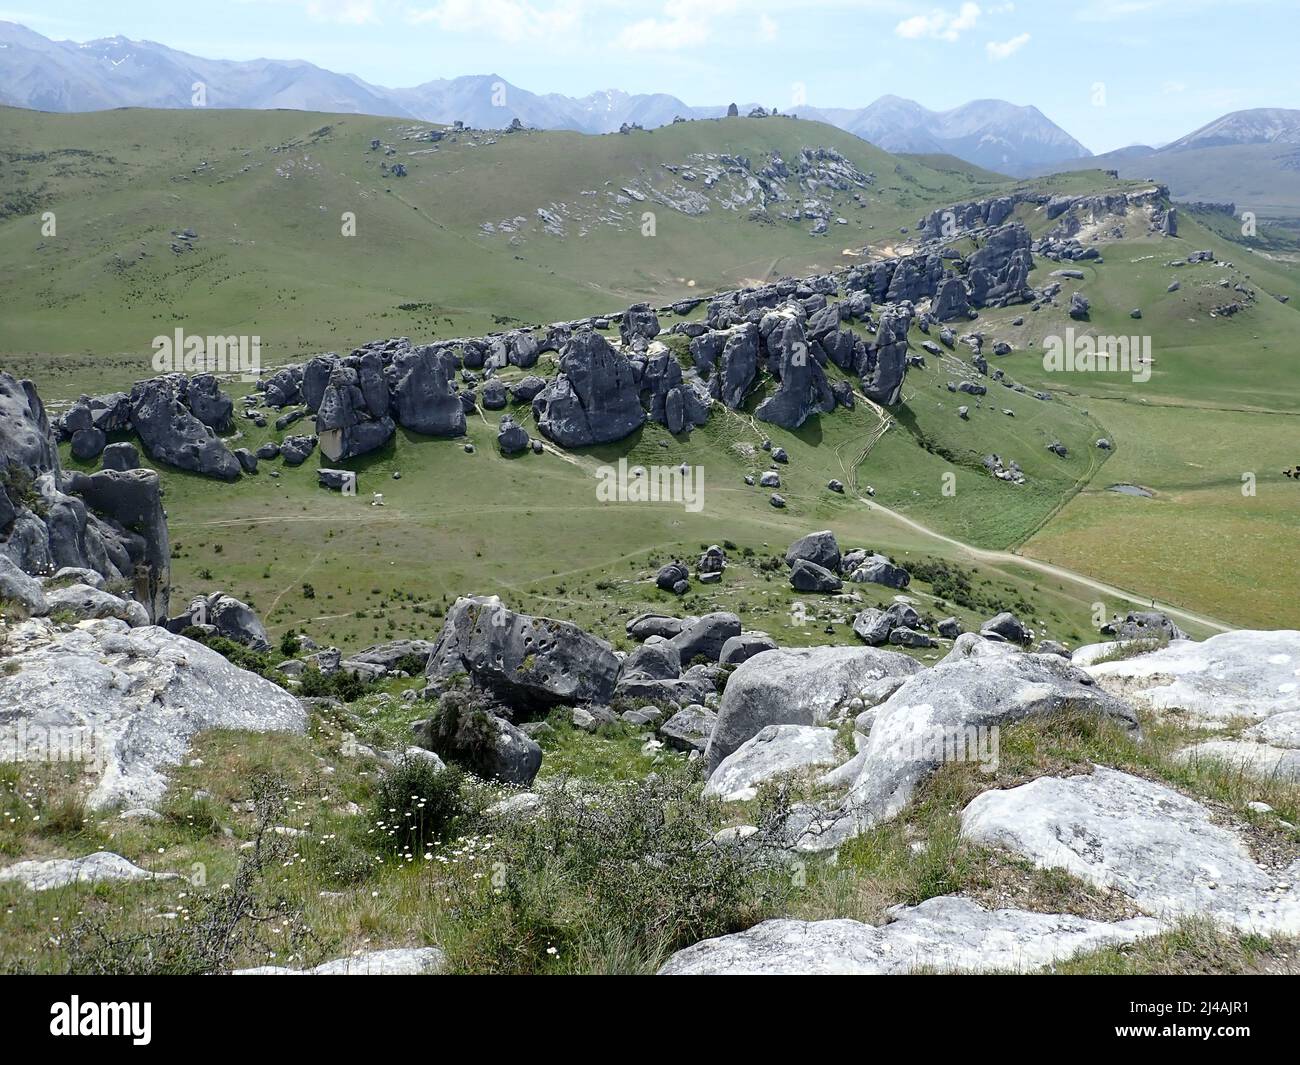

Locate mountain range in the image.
[4,18,1295,197]
[1023,107,1300,221]
[0,20,1089,175]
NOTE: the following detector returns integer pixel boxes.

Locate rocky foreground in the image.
[3,550,1298,972]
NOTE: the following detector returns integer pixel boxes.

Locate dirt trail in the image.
[857,495,1231,633]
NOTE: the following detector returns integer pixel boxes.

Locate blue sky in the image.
[5,0,1294,152]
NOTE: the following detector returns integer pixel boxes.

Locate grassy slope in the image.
[1083,141,1300,222]
[979,211,1300,627]
[4,105,1298,632]
[64,353,1131,654]
[0,105,1001,375]
[846,195,1300,628]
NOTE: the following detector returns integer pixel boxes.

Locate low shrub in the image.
[371,755,471,855]
[447,771,792,974]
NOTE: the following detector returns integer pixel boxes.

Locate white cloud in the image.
[758,13,778,42]
[985,31,1029,60]
[615,0,739,52]
[1161,80,1186,94]
[236,0,386,25]
[405,0,585,43]
[305,0,379,23]
[895,3,981,42]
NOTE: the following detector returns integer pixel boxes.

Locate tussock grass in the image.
[1055,918,1299,975]
[3,690,1297,974]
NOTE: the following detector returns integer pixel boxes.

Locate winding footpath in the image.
[856,494,1232,634]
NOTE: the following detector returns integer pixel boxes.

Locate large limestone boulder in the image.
[703,724,842,802]
[0,618,306,809]
[414,706,542,786]
[128,377,241,481]
[668,611,741,665]
[0,851,177,892]
[389,347,466,437]
[532,331,645,447]
[961,767,1300,934]
[235,947,446,976]
[1083,629,1300,723]
[45,584,149,626]
[188,592,270,650]
[706,645,922,773]
[860,304,911,405]
[784,530,841,573]
[1100,610,1187,643]
[348,639,435,671]
[847,554,910,589]
[755,314,834,430]
[1,376,170,622]
[425,595,620,709]
[0,553,47,614]
[658,895,1158,975]
[843,635,1137,829]
[621,638,682,681]
[658,704,716,753]
[63,468,170,622]
[315,369,395,461]
[0,372,59,474]
[788,559,842,593]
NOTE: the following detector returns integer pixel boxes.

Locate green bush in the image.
[421,690,507,775]
[448,772,791,974]
[371,755,470,855]
[297,665,371,702]
[391,652,430,676]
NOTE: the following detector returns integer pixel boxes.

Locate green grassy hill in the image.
[4,104,1299,636]
[0,105,1003,375]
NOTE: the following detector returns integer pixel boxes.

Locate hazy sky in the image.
[6,0,1294,153]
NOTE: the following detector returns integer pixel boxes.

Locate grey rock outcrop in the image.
[497,414,530,455]
[704,724,842,802]
[100,442,140,471]
[962,767,1300,934]
[235,946,446,976]
[425,595,620,709]
[316,368,395,461]
[1099,610,1187,643]
[659,895,1157,975]
[128,377,241,481]
[0,617,306,808]
[706,646,922,772]
[0,851,177,892]
[533,331,645,447]
[668,612,742,665]
[847,553,910,589]
[851,603,922,646]
[784,530,841,573]
[659,704,716,753]
[389,347,467,437]
[789,559,842,593]
[860,304,911,405]
[183,592,271,650]
[841,635,1137,832]
[755,313,834,430]
[1081,629,1300,723]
